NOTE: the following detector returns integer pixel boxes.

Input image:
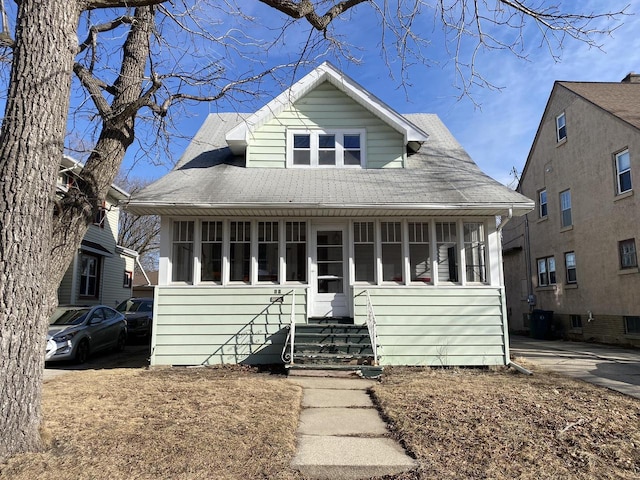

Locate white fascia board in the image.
[61,154,130,201]
[115,245,139,258]
[127,200,534,215]
[225,62,429,154]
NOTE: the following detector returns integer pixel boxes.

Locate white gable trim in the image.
[225,62,429,155]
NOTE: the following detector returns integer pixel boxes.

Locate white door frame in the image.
[310,222,349,318]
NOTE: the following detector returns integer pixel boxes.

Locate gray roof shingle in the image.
[128,113,532,215]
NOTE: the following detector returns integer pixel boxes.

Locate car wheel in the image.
[116,330,126,352]
[75,339,90,364]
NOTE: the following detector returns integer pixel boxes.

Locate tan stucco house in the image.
[503,73,640,347]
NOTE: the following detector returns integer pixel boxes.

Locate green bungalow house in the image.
[127,62,534,368]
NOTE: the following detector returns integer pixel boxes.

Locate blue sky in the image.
[120,1,640,187]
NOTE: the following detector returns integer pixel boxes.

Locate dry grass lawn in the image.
[372,363,640,479]
[2,363,639,479]
[0,367,303,480]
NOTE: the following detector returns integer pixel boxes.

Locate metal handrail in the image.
[289,291,296,365]
[364,290,378,366]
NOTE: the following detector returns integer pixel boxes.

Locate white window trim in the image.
[538,188,547,218]
[615,149,632,195]
[556,112,566,142]
[559,189,572,228]
[286,129,366,168]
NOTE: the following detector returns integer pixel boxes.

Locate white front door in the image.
[312,225,349,317]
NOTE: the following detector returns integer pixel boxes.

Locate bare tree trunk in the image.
[50,6,154,280]
[0,0,80,460]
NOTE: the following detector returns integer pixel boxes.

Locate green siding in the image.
[354,287,508,367]
[248,82,405,169]
[152,287,307,366]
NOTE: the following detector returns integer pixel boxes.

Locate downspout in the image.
[497,208,513,367]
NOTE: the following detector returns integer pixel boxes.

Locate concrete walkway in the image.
[510,335,640,399]
[287,373,416,480]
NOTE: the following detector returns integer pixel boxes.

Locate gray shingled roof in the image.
[127,113,533,216]
[559,81,640,131]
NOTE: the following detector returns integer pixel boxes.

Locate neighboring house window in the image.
[381,222,403,282]
[123,270,133,288]
[93,201,106,228]
[615,149,632,194]
[201,221,222,282]
[571,314,582,329]
[408,222,431,283]
[625,316,640,335]
[538,189,547,218]
[556,112,566,142]
[286,221,307,282]
[436,222,458,283]
[172,220,194,282]
[80,253,100,298]
[464,222,486,283]
[353,222,375,282]
[560,190,572,227]
[258,221,279,282]
[229,221,251,282]
[537,256,556,287]
[565,252,577,284]
[619,238,637,269]
[288,130,365,167]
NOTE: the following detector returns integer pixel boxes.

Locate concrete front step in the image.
[294,343,373,355]
[292,436,417,480]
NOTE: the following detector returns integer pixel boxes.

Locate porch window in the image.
[353,222,375,282]
[408,222,431,283]
[80,253,100,297]
[286,222,307,282]
[436,222,458,283]
[201,221,222,282]
[381,222,403,282]
[464,222,486,283]
[230,221,251,282]
[258,221,279,282]
[172,220,194,282]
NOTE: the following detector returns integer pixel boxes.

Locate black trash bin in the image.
[530,309,554,339]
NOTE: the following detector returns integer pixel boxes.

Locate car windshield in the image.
[116,299,143,313]
[50,308,90,326]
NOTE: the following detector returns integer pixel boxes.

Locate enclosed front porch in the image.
[150,215,510,367]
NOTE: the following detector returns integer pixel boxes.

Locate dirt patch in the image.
[1,366,303,480]
[371,364,640,479]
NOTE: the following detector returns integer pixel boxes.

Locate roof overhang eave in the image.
[126,201,535,217]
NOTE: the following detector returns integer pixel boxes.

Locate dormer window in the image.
[288,130,365,167]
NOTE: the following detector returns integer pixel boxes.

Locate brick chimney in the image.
[621,72,640,83]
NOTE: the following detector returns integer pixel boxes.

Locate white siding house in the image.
[57,156,137,308]
[128,63,533,367]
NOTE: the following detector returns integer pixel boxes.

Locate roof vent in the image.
[621,72,640,83]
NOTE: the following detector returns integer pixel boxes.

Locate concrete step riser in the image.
[294,345,374,355]
[294,334,371,344]
[295,326,369,335]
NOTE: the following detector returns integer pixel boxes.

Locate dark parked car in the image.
[45,305,127,364]
[116,297,153,341]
